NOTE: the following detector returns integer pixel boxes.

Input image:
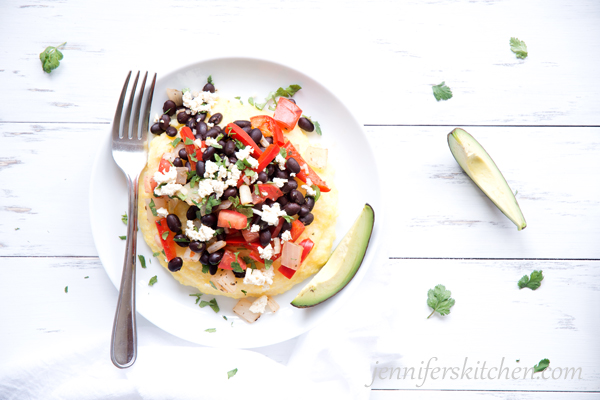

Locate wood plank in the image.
[0,124,598,259]
[0,0,599,125]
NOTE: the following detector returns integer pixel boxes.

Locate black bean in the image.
[163,100,177,116]
[223,187,238,199]
[283,202,301,216]
[168,257,183,272]
[201,213,217,228]
[206,127,220,139]
[186,118,197,129]
[277,196,289,207]
[281,179,298,194]
[242,126,252,134]
[166,214,182,232]
[173,157,183,167]
[304,196,315,211]
[165,127,177,137]
[194,161,204,177]
[298,204,311,217]
[202,146,216,162]
[208,250,224,265]
[289,189,305,205]
[209,263,218,275]
[251,214,261,226]
[224,140,236,156]
[186,206,199,220]
[257,171,268,183]
[218,139,226,148]
[196,112,208,122]
[264,199,275,207]
[249,128,262,144]
[159,114,171,130]
[174,233,189,248]
[266,164,275,177]
[229,156,238,164]
[259,229,272,247]
[299,213,314,225]
[177,111,190,124]
[208,113,223,125]
[203,83,215,93]
[286,157,301,174]
[178,148,188,161]
[287,98,296,104]
[189,240,205,253]
[234,120,251,128]
[183,161,192,172]
[150,123,163,135]
[200,251,209,265]
[195,121,208,139]
[233,270,246,278]
[275,169,289,179]
[281,220,292,233]
[298,117,315,132]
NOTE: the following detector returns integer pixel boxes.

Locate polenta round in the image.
[138,98,338,299]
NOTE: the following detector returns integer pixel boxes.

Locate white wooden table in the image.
[1,0,599,398]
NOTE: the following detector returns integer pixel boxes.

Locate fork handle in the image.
[111,173,138,368]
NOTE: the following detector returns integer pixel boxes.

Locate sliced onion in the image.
[281,241,303,270]
[166,88,183,106]
[239,185,253,205]
[175,167,188,185]
[241,229,259,243]
[272,237,281,255]
[216,199,233,211]
[153,197,167,210]
[167,198,179,214]
[207,240,227,254]
[144,198,158,223]
[174,142,186,154]
[154,234,162,248]
[183,247,201,262]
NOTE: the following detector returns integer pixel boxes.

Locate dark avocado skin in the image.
[291,203,375,308]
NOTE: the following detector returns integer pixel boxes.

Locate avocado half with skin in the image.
[291,204,374,308]
[448,128,526,230]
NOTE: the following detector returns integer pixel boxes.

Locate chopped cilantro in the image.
[244,169,256,177]
[184,138,195,145]
[227,368,238,379]
[149,199,158,217]
[138,255,146,268]
[173,237,190,243]
[39,42,66,73]
[210,281,218,290]
[231,252,243,273]
[207,75,213,84]
[279,147,287,158]
[148,275,157,286]
[242,256,257,270]
[205,328,216,333]
[202,264,210,274]
[161,231,169,240]
[518,270,544,290]
[510,37,528,59]
[190,152,198,162]
[199,298,220,313]
[264,259,273,270]
[241,290,247,295]
[121,213,128,225]
[312,185,321,201]
[84,276,89,279]
[533,359,550,373]
[432,82,453,101]
[171,137,182,147]
[223,315,228,321]
[190,293,203,304]
[282,215,294,223]
[119,235,126,240]
[153,251,161,257]
[205,196,221,214]
[64,286,68,293]
[314,120,322,136]
[234,139,245,149]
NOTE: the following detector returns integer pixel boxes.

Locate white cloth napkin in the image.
[0,249,395,400]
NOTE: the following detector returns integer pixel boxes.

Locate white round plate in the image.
[90,57,383,348]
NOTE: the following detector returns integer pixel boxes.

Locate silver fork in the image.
[110,71,156,369]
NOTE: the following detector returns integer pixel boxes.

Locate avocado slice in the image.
[448,128,526,230]
[291,204,374,308]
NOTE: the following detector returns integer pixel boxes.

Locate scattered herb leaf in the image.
[205,328,216,333]
[432,82,453,101]
[518,270,544,290]
[510,37,528,59]
[427,284,455,318]
[227,368,238,379]
[148,276,158,286]
[190,293,203,304]
[138,255,146,269]
[241,290,247,295]
[207,75,213,85]
[210,281,218,290]
[223,315,228,321]
[119,235,126,240]
[153,251,161,257]
[171,137,182,147]
[199,298,220,313]
[161,231,169,240]
[149,199,158,217]
[121,213,128,225]
[40,42,66,73]
[533,359,550,372]
[64,286,68,293]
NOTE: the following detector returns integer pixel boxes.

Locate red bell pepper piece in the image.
[251,115,285,146]
[290,219,305,242]
[256,184,283,201]
[155,218,177,261]
[219,250,247,271]
[278,265,296,279]
[273,97,302,131]
[299,238,315,263]
[282,140,330,192]
[225,123,262,156]
[254,144,280,173]
[158,158,171,174]
[270,217,285,238]
[180,127,198,172]
[217,209,248,230]
[247,251,263,264]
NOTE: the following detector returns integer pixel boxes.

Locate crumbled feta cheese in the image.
[301,163,309,174]
[206,122,214,128]
[153,114,160,123]
[302,177,317,196]
[290,172,296,177]
[243,268,275,287]
[204,160,218,178]
[198,179,215,197]
[154,183,183,197]
[194,138,204,147]
[272,177,287,188]
[258,244,274,260]
[259,203,287,226]
[281,230,292,243]
[182,90,218,115]
[225,165,242,187]
[185,220,215,242]
[211,180,227,198]
[156,207,169,218]
[235,146,254,162]
[153,167,177,185]
[250,224,260,233]
[275,154,287,170]
[205,137,219,148]
[249,295,269,314]
[217,165,228,181]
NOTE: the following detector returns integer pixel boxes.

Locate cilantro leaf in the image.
[227,368,238,379]
[210,281,218,290]
[202,264,210,274]
[39,42,66,73]
[279,147,287,158]
[64,286,68,293]
[242,256,256,270]
[533,359,550,372]
[427,284,455,318]
[171,137,181,147]
[231,252,243,273]
[205,328,216,333]
[518,270,544,290]
[264,259,273,270]
[148,275,158,286]
[119,235,126,240]
[241,290,247,295]
[138,255,146,269]
[149,199,158,217]
[432,82,453,101]
[199,298,220,313]
[189,293,203,304]
[510,37,528,59]
[152,251,160,257]
[207,75,213,85]
[313,120,322,136]
[311,185,321,202]
[121,213,128,225]
[184,138,195,145]
[161,231,169,240]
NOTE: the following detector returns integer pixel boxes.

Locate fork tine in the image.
[140,73,157,142]
[112,71,132,141]
[122,71,140,139]
[132,72,148,140]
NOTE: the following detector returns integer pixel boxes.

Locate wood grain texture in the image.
[0,0,599,125]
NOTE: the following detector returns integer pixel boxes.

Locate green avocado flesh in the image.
[448,128,526,231]
[291,204,374,308]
